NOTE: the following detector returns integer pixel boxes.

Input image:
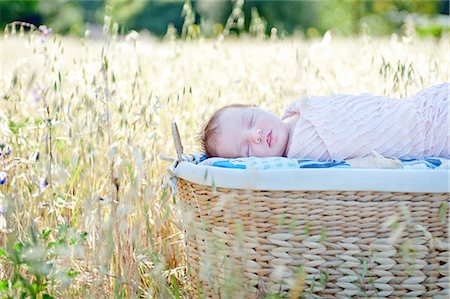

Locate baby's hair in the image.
[200,103,256,157]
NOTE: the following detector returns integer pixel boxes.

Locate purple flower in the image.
[39,177,48,192]
[31,88,42,103]
[38,25,53,43]
[0,172,6,185]
[30,87,48,104]
[0,145,11,156]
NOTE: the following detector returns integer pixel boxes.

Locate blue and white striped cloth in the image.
[400,158,444,169]
[212,157,301,170]
[195,155,448,170]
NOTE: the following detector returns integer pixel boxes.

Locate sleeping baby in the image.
[200,83,449,168]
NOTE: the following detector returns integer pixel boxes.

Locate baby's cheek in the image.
[252,147,265,157]
[261,147,273,157]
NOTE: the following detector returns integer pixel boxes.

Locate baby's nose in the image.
[251,129,263,143]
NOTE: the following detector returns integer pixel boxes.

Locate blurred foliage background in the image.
[0,0,449,38]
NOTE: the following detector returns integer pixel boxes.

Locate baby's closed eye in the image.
[247,113,254,128]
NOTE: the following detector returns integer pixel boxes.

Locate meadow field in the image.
[0,29,449,298]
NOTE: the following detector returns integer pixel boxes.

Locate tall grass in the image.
[0,22,448,298]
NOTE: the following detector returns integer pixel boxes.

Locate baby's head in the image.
[200,104,290,158]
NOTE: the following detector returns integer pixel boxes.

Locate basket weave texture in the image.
[177,179,449,298]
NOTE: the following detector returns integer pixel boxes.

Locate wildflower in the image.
[39,177,48,192]
[0,144,11,156]
[32,89,41,102]
[31,88,43,103]
[0,172,6,185]
[38,25,53,43]
[29,87,48,105]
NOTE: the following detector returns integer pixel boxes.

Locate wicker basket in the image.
[173,162,449,298]
[170,124,449,298]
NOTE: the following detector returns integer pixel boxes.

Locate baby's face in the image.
[212,107,289,158]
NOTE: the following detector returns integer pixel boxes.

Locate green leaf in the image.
[66,268,79,279]
[47,242,57,249]
[36,282,47,292]
[14,242,23,254]
[41,229,52,241]
[34,119,44,127]
[171,275,180,299]
[12,280,22,289]
[8,121,21,135]
[0,248,6,257]
[10,73,18,88]
[80,231,88,242]
[0,279,8,291]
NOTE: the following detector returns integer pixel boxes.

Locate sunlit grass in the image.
[0,28,448,297]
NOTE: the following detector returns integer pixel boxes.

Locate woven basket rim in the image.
[174,161,449,193]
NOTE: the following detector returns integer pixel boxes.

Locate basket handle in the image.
[171,122,184,162]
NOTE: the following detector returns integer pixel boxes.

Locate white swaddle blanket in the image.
[283,83,449,160]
